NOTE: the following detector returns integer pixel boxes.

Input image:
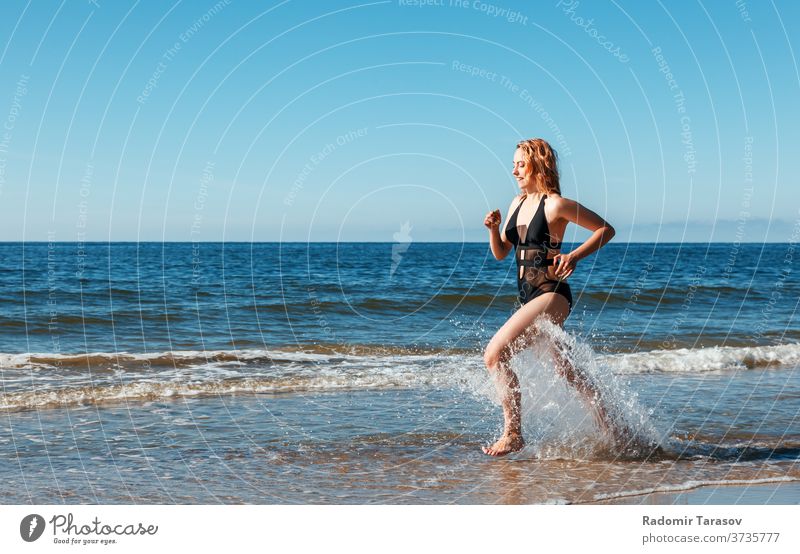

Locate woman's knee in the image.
[483,345,498,369]
[483,342,511,370]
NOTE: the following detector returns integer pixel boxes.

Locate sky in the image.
[0,0,797,242]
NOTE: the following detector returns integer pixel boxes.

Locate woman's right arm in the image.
[484,198,518,260]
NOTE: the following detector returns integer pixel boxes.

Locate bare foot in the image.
[482,433,525,457]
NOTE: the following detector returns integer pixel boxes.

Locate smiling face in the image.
[514,138,561,196]
[512,147,535,192]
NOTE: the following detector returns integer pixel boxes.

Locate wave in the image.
[0,346,463,410]
[431,293,505,307]
[590,476,800,502]
[606,343,800,373]
[581,284,777,306]
[2,342,798,373]
[580,290,685,306]
[0,345,462,370]
[0,373,444,411]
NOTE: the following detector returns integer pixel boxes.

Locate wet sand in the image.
[2,387,798,504]
[592,481,800,505]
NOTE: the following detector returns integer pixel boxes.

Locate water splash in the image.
[477,317,667,461]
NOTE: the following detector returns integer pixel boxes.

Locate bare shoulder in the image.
[547,194,611,230]
[546,193,573,204]
[508,193,525,210]
[545,194,576,214]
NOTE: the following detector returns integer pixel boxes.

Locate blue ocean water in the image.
[0,241,798,503]
[3,241,796,354]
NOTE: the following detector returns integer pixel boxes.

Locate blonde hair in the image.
[516,138,561,195]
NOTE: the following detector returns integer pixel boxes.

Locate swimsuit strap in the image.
[540,194,563,249]
[507,194,527,227]
[510,193,562,250]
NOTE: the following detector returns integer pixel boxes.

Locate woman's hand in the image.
[484,209,501,230]
[552,251,577,279]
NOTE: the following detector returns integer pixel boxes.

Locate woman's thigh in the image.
[486,292,571,360]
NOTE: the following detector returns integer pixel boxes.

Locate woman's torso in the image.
[504,193,566,282]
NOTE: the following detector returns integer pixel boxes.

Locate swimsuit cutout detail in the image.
[505,194,573,311]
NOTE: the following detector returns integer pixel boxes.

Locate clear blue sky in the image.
[0,0,797,242]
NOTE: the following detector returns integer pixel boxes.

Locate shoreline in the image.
[590,480,800,505]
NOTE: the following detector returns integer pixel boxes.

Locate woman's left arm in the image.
[552,197,616,279]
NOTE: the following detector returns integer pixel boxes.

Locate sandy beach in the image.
[592,481,800,505]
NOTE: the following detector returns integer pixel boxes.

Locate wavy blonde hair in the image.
[516,138,560,195]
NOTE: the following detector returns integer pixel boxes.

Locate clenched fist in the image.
[484,209,501,230]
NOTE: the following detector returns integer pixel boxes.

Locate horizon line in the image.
[1,240,793,245]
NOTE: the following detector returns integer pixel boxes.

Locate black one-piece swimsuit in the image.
[504,193,573,311]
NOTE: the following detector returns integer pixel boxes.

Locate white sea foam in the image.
[604,343,800,373]
[2,342,797,374]
[0,373,445,411]
[1,341,798,411]
[500,318,666,459]
[592,475,800,502]
[0,348,447,370]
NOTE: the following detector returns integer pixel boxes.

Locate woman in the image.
[482,138,617,457]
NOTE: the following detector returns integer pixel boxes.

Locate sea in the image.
[1,241,798,504]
